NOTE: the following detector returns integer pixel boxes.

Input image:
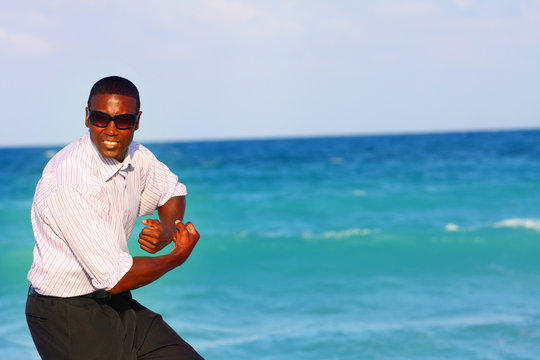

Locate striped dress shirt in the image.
[28,133,187,297]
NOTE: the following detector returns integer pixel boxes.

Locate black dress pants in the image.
[26,289,204,360]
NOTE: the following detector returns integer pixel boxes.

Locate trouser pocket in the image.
[26,294,70,360]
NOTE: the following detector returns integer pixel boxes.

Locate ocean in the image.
[1,130,540,359]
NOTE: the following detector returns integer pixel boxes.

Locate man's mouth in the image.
[103,140,119,149]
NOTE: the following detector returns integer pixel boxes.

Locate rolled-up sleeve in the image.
[138,151,187,217]
[47,185,133,290]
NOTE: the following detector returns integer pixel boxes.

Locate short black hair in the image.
[87,76,140,112]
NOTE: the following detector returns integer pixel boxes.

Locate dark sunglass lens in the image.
[114,114,137,129]
[89,112,111,127]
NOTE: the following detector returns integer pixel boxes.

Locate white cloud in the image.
[378,0,442,18]
[455,0,475,10]
[0,26,53,56]
[198,0,261,23]
[195,0,301,33]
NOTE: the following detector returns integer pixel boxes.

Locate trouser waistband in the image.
[28,285,111,301]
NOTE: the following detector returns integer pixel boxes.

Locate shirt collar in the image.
[84,133,134,182]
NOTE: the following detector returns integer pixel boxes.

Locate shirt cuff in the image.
[92,251,133,291]
[173,182,187,197]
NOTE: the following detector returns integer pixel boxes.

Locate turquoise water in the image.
[2,130,540,359]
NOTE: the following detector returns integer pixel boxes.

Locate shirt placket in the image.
[117,170,129,231]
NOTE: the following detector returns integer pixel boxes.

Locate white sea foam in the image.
[201,160,219,168]
[352,189,366,197]
[494,218,540,232]
[44,149,57,159]
[302,228,374,240]
[445,223,459,232]
[196,334,264,349]
[329,157,343,164]
[319,313,525,336]
[194,313,525,350]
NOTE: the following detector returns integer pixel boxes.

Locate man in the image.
[26,76,204,359]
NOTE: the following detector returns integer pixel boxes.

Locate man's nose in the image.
[104,119,119,135]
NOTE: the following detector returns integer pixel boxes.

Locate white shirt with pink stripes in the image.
[28,133,187,297]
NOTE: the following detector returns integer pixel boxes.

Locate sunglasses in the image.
[88,110,139,130]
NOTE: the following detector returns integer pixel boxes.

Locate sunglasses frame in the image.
[88,109,140,130]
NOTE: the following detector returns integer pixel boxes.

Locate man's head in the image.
[85,76,141,162]
[87,76,140,112]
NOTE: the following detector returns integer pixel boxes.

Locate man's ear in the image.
[85,107,90,128]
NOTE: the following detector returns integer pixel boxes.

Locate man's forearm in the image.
[111,221,200,295]
[109,254,184,294]
[158,196,186,243]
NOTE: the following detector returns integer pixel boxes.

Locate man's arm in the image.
[109,221,199,294]
[138,196,186,253]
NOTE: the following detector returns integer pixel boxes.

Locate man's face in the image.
[85,94,140,162]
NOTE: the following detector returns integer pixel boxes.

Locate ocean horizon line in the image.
[1,126,539,150]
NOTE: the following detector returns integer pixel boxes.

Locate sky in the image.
[1,0,539,146]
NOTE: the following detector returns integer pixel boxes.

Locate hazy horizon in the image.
[2,125,539,150]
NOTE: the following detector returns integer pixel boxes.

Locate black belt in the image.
[28,286,111,301]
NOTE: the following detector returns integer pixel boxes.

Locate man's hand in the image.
[138,219,170,254]
[110,220,200,294]
[170,221,200,264]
